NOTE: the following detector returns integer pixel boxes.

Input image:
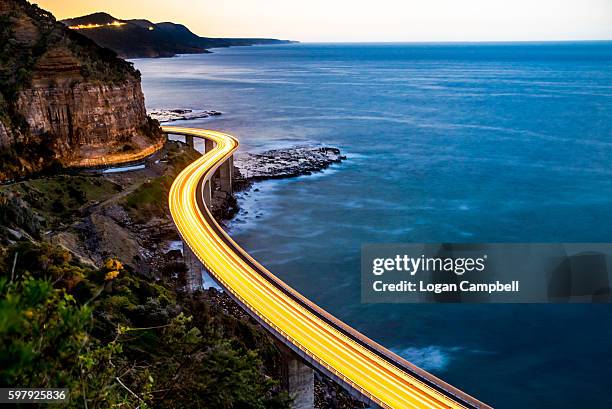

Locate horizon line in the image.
[256,39,612,45]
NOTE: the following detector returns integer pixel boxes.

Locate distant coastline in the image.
[61,12,297,58]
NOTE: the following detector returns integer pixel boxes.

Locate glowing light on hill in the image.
[68,21,126,30]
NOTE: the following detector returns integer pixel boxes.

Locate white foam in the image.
[393,345,462,372]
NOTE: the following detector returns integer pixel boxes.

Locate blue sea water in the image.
[133,42,612,408]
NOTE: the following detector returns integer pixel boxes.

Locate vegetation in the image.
[0,175,121,239]
[0,134,65,182]
[141,116,164,141]
[123,176,172,222]
[121,143,200,222]
[0,242,291,408]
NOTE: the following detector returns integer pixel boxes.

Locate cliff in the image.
[0,0,164,180]
[61,12,296,59]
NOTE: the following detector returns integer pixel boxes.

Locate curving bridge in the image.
[164,126,492,409]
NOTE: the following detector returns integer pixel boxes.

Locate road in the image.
[165,126,492,409]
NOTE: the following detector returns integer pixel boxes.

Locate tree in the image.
[0,275,139,408]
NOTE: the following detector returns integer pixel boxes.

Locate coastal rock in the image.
[315,371,367,409]
[0,190,45,239]
[211,188,239,220]
[148,108,222,123]
[199,145,346,222]
[234,146,345,181]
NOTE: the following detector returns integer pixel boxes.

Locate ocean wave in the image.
[393,345,462,372]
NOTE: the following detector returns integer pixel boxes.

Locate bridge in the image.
[164,126,493,409]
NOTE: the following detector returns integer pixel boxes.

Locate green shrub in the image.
[0,241,291,408]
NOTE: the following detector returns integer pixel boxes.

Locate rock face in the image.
[16,78,150,164]
[0,0,163,180]
[0,121,11,148]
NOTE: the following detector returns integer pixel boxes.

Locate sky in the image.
[37,0,612,42]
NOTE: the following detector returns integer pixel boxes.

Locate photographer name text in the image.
[371,254,520,294]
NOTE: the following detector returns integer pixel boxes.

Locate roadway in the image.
[164,126,492,409]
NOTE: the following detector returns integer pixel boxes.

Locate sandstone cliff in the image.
[0,0,163,180]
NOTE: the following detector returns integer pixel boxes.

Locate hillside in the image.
[0,141,293,409]
[61,12,296,58]
[0,0,164,181]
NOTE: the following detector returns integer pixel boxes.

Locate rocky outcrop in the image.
[315,372,367,409]
[0,0,164,180]
[0,121,11,148]
[16,77,152,165]
[148,108,222,123]
[234,146,346,181]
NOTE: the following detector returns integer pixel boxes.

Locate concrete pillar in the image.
[185,135,195,148]
[204,138,214,153]
[182,243,203,291]
[278,344,314,409]
[202,138,232,195]
[218,155,233,193]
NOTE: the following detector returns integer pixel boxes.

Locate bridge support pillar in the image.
[204,138,214,154]
[217,155,233,194]
[185,135,195,148]
[278,344,314,409]
[182,242,203,291]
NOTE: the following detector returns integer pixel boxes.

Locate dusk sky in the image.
[38,0,612,42]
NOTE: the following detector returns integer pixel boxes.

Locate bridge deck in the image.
[164,126,492,409]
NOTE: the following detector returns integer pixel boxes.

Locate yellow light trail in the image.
[68,21,127,30]
[165,126,493,409]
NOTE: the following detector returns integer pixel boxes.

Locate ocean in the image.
[133,42,612,408]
